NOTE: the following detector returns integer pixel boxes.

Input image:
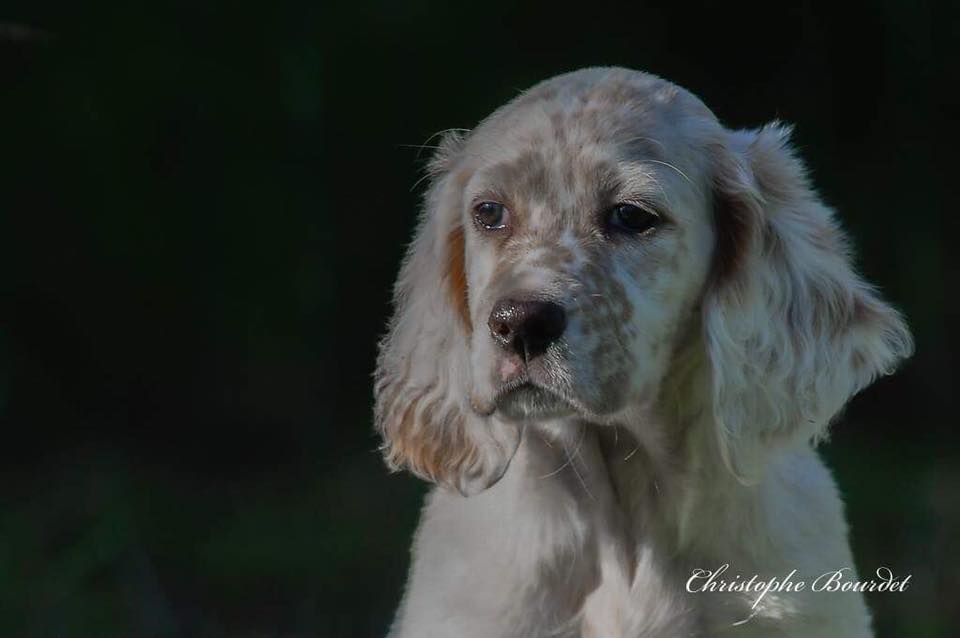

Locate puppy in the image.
[375,67,912,637]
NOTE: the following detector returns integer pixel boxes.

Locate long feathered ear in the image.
[704,123,913,477]
[374,131,521,496]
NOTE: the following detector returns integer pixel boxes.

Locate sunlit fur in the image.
[374,68,912,637]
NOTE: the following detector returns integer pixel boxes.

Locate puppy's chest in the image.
[525,493,698,636]
[513,429,698,636]
[574,533,700,638]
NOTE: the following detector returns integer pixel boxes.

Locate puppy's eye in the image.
[606,203,660,234]
[474,201,508,230]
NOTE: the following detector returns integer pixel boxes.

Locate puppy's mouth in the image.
[494,379,575,422]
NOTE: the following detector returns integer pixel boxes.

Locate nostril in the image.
[488,300,522,347]
[534,302,566,342]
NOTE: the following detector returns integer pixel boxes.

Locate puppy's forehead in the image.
[491,69,689,133]
[462,68,713,222]
[474,69,710,153]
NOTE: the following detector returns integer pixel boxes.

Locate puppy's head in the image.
[375,68,912,494]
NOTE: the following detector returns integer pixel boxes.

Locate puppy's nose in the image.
[488,299,566,360]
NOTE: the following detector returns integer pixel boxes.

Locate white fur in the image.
[375,68,912,637]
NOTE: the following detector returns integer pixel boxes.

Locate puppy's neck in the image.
[526,348,760,554]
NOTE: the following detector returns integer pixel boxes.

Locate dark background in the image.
[1,1,957,636]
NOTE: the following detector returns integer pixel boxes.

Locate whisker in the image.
[539,422,587,479]
[622,135,668,153]
[539,456,570,479]
[408,146,499,193]
[409,170,434,193]
[568,446,595,501]
[397,143,441,150]
[568,422,588,458]
[565,423,595,500]
[419,127,470,148]
[537,431,555,448]
[414,128,460,162]
[644,159,694,186]
[638,170,673,208]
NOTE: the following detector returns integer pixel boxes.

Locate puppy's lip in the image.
[468,377,535,418]
[494,374,532,399]
[494,379,577,421]
[496,381,559,405]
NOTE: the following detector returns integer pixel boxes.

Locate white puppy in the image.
[374,67,912,637]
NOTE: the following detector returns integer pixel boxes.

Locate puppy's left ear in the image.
[704,123,913,476]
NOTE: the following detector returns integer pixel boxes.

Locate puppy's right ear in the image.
[374,131,521,496]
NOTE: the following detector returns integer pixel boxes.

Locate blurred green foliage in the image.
[0,1,956,636]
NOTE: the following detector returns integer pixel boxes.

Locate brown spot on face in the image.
[591,341,613,360]
[569,251,637,411]
[486,150,551,207]
[533,244,575,271]
[446,226,472,333]
[595,366,631,407]
[711,185,754,285]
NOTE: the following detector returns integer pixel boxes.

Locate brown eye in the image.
[474,201,508,230]
[606,203,660,234]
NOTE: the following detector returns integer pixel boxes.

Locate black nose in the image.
[488,299,567,360]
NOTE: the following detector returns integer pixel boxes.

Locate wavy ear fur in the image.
[704,123,913,477]
[374,131,521,496]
